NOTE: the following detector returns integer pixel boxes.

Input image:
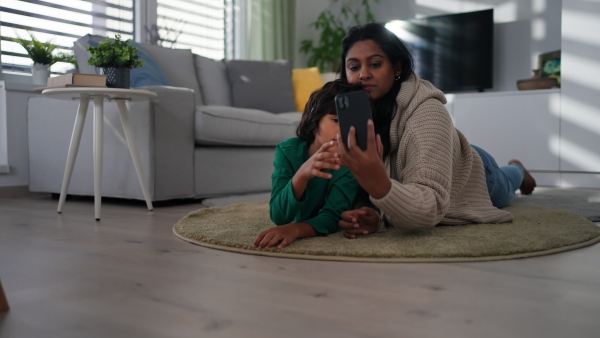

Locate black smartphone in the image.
[334,90,373,151]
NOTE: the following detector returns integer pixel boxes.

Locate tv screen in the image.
[385,9,494,93]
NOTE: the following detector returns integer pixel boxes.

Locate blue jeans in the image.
[471,145,524,208]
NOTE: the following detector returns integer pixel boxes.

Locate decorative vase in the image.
[31,63,50,86]
[101,67,130,88]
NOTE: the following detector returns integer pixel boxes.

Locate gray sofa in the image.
[28,38,305,201]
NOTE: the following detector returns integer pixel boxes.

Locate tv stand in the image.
[443,89,598,188]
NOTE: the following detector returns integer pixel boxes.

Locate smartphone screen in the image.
[335,90,373,151]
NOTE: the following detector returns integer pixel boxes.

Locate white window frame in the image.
[0,0,232,83]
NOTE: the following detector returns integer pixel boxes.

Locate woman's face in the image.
[344,39,400,100]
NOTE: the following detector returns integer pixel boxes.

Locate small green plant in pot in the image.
[11,31,77,85]
[299,0,378,73]
[86,34,144,88]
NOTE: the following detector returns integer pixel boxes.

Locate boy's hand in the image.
[253,222,318,249]
[253,223,300,249]
[299,140,341,180]
[338,207,380,239]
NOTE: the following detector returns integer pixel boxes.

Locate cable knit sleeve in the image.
[370,97,454,229]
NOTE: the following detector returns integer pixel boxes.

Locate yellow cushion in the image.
[292,67,324,112]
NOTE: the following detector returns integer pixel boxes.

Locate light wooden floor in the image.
[1,187,599,338]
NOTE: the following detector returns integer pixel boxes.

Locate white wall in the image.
[559,0,600,182]
[0,83,41,187]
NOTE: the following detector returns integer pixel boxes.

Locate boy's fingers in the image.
[259,232,278,248]
[277,238,290,250]
[338,219,355,229]
[311,169,333,179]
[340,210,358,221]
[319,139,338,152]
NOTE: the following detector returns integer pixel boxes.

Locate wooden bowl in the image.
[517,77,558,90]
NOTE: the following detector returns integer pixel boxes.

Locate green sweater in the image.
[270,138,358,234]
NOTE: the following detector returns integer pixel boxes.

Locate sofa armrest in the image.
[131,86,196,200]
[28,86,196,201]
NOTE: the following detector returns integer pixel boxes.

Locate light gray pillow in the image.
[225,60,296,113]
[73,34,106,74]
[193,55,232,106]
[141,44,204,105]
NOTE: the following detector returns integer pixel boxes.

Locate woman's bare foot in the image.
[509,159,537,195]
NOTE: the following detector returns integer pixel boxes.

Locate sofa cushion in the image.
[292,67,324,112]
[141,43,204,105]
[130,42,172,87]
[193,54,232,106]
[195,106,301,146]
[225,60,296,114]
[73,34,105,74]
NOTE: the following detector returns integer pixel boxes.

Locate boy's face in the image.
[314,113,340,150]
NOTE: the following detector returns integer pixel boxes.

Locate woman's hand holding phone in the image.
[337,120,391,199]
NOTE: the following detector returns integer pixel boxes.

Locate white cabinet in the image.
[448,89,563,187]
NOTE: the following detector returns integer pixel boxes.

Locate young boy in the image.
[253,80,362,249]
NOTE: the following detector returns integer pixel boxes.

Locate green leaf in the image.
[298,0,378,72]
[86,34,144,68]
[10,31,75,66]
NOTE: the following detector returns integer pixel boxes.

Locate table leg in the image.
[0,279,9,312]
[116,100,154,211]
[58,96,90,214]
[93,95,104,220]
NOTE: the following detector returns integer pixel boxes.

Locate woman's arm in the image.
[339,107,454,230]
[370,106,454,229]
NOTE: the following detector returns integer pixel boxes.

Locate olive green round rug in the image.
[173,201,600,262]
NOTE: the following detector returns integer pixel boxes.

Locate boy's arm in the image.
[270,144,306,225]
[304,169,358,234]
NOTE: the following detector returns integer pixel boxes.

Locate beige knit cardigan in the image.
[370,73,513,229]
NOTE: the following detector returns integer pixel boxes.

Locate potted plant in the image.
[299,0,378,73]
[86,34,144,88]
[11,32,77,85]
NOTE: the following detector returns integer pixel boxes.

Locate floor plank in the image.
[1,188,599,338]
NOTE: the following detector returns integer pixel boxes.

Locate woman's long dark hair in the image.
[339,23,415,158]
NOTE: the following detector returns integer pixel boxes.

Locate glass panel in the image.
[1,0,134,75]
[156,0,226,60]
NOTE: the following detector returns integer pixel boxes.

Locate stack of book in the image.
[34,73,107,92]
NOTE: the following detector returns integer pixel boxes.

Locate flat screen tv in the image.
[385,9,494,93]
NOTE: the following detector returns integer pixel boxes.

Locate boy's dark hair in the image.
[296,79,362,145]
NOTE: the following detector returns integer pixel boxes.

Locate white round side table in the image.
[42,87,157,220]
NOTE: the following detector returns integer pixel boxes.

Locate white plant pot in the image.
[31,63,51,86]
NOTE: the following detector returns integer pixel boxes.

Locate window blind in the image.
[1,0,134,75]
[156,0,227,60]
